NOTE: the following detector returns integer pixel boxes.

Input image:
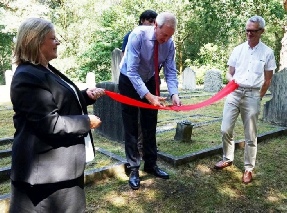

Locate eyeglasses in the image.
[245,29,262,33]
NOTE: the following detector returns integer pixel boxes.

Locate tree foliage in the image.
[0,27,15,84]
[0,0,286,85]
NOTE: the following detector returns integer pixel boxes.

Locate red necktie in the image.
[154,40,160,96]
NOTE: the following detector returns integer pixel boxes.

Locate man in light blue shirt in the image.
[119,12,181,190]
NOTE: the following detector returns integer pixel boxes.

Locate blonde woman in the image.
[9,17,104,212]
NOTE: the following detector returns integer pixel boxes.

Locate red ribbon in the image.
[104,80,239,111]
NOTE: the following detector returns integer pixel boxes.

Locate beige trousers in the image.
[221,87,261,171]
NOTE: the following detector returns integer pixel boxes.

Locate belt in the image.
[237,86,260,91]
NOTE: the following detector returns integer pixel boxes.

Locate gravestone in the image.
[263,68,287,126]
[86,72,96,87]
[111,48,122,84]
[174,121,193,142]
[4,70,13,86]
[182,67,196,91]
[12,63,16,72]
[203,69,222,92]
[93,82,124,142]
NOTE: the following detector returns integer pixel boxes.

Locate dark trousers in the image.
[9,175,85,213]
[118,73,158,169]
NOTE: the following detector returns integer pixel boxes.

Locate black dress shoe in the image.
[144,165,169,179]
[129,170,140,190]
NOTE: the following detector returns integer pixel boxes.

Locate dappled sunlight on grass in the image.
[36,136,287,211]
[212,162,249,200]
[194,164,212,175]
[85,176,160,212]
[105,192,128,207]
[111,168,130,181]
[218,185,241,199]
[140,178,157,191]
[265,188,287,202]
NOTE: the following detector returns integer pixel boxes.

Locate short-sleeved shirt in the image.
[228,41,277,88]
[120,25,178,98]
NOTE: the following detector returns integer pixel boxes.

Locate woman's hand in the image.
[86,87,105,100]
[88,115,102,129]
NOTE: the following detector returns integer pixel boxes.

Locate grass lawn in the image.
[84,135,287,212]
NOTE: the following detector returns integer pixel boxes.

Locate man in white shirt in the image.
[214,16,277,184]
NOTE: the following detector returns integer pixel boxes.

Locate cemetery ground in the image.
[0,92,287,212]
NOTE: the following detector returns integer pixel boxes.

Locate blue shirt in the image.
[120,25,179,98]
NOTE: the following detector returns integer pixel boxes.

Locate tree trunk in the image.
[280,1,287,70]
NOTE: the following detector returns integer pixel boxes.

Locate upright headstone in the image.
[263,68,287,126]
[86,72,96,87]
[5,70,13,86]
[182,67,196,91]
[93,82,124,142]
[203,69,222,92]
[111,48,122,84]
[12,62,16,72]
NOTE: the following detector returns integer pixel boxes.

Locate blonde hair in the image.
[14,18,54,65]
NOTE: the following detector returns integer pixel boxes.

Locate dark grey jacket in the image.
[10,62,95,185]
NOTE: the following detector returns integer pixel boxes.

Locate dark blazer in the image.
[10,62,95,185]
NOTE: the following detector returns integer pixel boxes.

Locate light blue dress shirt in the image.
[120,25,179,99]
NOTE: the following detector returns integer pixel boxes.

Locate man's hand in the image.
[226,66,235,82]
[171,94,181,106]
[145,92,167,107]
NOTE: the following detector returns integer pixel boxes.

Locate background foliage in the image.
[0,0,286,84]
